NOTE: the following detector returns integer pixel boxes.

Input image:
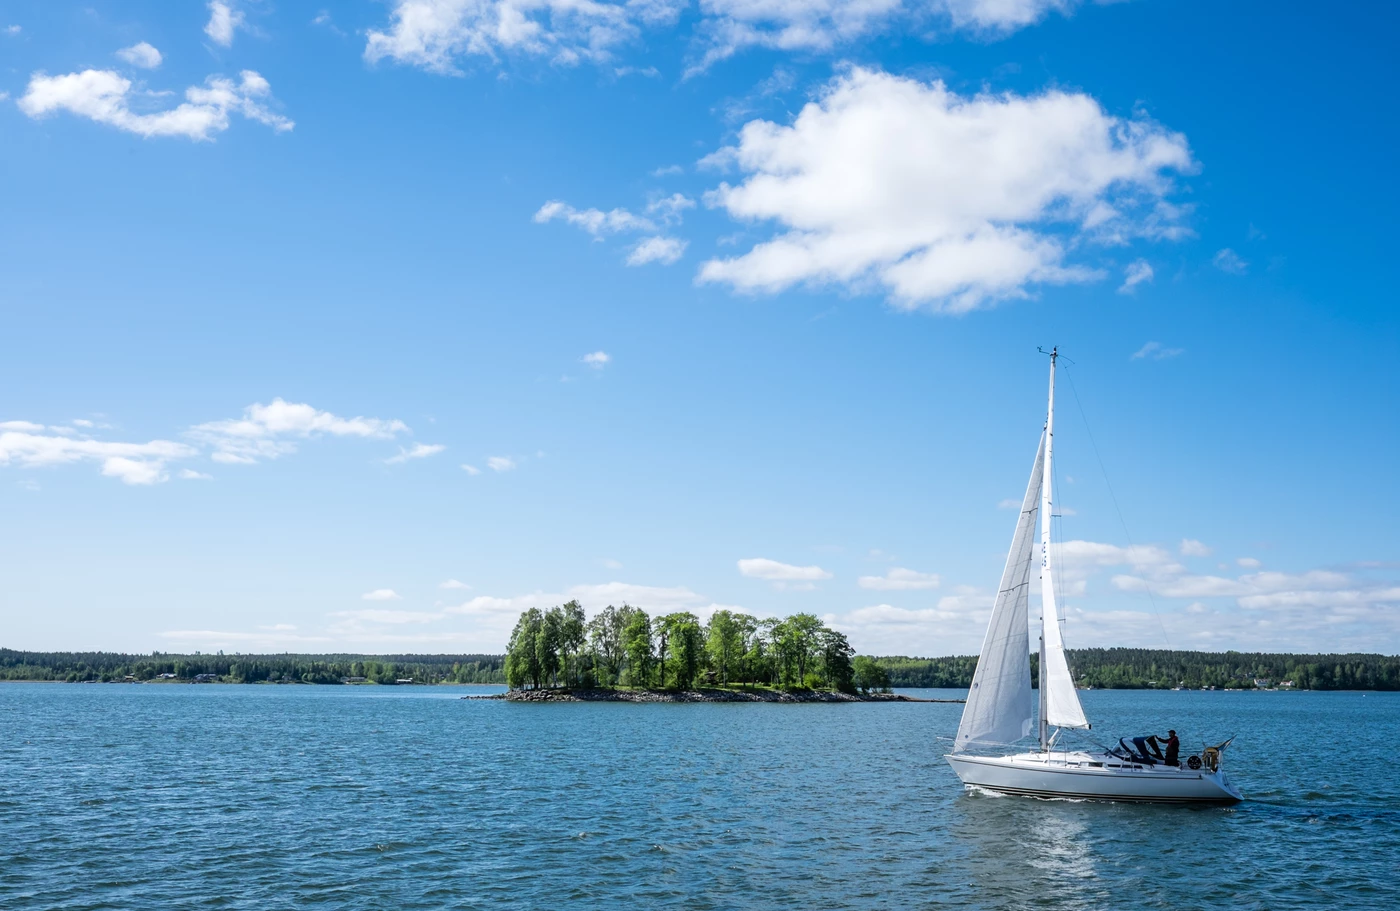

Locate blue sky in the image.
[2,0,1397,656]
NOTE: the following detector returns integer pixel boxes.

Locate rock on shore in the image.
[471,688,946,703]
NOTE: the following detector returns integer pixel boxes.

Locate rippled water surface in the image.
[2,684,1397,909]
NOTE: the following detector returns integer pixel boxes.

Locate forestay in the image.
[953,433,1044,752]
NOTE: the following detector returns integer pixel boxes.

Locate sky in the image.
[2,0,1398,658]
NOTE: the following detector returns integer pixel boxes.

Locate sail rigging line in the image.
[1061,363,1176,656]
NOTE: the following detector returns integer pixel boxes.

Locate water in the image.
[1,684,1396,910]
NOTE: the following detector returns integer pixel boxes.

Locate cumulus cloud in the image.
[189,399,408,464]
[1,424,197,485]
[1213,247,1248,274]
[1131,341,1183,360]
[1237,557,1261,569]
[1118,258,1153,293]
[738,558,832,590]
[582,351,611,368]
[362,0,1096,77]
[645,192,695,223]
[116,42,163,69]
[627,235,687,266]
[1179,538,1211,557]
[487,456,516,472]
[697,68,1193,312]
[179,469,214,480]
[534,200,655,236]
[439,579,471,589]
[385,442,446,464]
[361,589,402,601]
[363,0,682,74]
[17,68,292,140]
[205,1,247,47]
[858,567,942,591]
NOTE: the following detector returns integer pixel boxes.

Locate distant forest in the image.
[3,646,1399,690]
[0,649,505,685]
[877,649,1400,691]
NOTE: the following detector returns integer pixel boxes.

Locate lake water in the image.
[2,684,1396,910]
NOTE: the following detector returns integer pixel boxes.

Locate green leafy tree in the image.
[622,609,654,687]
[852,655,890,693]
[819,629,856,693]
[706,610,744,686]
[506,609,545,689]
[587,604,629,686]
[659,612,704,690]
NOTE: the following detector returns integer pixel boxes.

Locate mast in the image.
[1038,347,1056,752]
[1038,346,1091,741]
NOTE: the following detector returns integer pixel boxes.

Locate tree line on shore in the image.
[880,648,1400,691]
[5,643,1398,691]
[0,649,505,685]
[504,602,892,694]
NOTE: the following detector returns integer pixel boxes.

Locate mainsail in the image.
[1040,352,1090,731]
[953,432,1044,752]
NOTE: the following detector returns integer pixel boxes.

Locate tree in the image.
[538,608,563,687]
[659,612,704,690]
[622,609,654,687]
[559,600,586,686]
[706,610,744,686]
[787,613,824,685]
[852,655,890,694]
[506,609,544,689]
[587,604,630,686]
[819,629,856,693]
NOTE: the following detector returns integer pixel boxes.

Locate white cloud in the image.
[364,0,682,74]
[1,425,196,485]
[1179,538,1211,557]
[602,558,624,569]
[627,235,687,266]
[116,42,163,69]
[100,456,169,486]
[205,1,246,47]
[4,24,21,36]
[189,399,407,464]
[737,557,833,587]
[361,1,1096,78]
[1131,341,1183,360]
[487,456,516,472]
[385,442,446,464]
[461,464,481,475]
[1118,258,1153,293]
[534,200,655,236]
[1213,247,1248,274]
[646,192,695,223]
[361,589,402,601]
[179,468,214,480]
[858,567,942,591]
[1237,557,1261,569]
[439,579,471,589]
[582,350,611,368]
[17,69,292,141]
[71,419,95,428]
[698,68,1193,312]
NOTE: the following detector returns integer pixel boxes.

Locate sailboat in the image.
[945,349,1242,804]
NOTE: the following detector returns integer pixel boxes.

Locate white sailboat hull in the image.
[946,752,1243,804]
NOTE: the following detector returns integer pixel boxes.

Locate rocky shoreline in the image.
[465,687,961,704]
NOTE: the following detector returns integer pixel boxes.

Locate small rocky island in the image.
[472,687,953,703]
[490,602,962,704]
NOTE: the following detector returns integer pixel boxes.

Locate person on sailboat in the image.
[1150,730,1180,766]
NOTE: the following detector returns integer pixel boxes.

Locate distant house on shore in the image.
[193,673,219,682]
[342,676,367,684]
[158,673,177,679]
[395,678,414,684]
[1253,678,1272,688]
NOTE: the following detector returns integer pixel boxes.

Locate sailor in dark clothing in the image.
[1149,730,1180,765]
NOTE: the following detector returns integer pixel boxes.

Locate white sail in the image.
[953,432,1044,752]
[1040,353,1090,731]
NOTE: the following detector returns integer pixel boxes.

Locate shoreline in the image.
[469,687,963,704]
